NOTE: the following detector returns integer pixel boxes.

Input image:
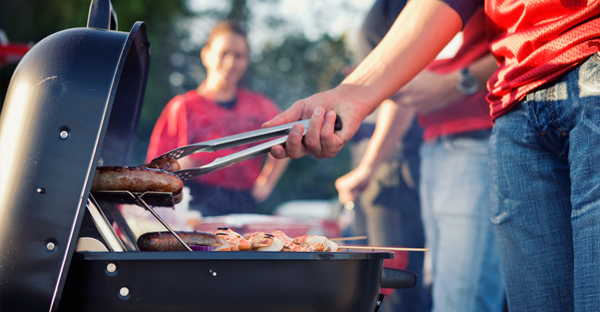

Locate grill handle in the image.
[380,267,417,289]
[87,0,118,30]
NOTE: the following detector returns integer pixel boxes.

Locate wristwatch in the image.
[456,68,479,95]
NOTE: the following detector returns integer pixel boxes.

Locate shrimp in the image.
[292,235,328,246]
[293,235,329,252]
[323,240,339,252]
[271,230,310,252]
[303,243,325,252]
[214,227,251,251]
[245,232,275,249]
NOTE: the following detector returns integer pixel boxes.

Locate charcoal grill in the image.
[0,1,417,311]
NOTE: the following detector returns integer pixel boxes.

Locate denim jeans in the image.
[489,53,600,311]
[420,130,505,312]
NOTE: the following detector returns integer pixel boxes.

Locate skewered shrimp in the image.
[303,243,325,252]
[245,232,284,251]
[245,232,275,248]
[271,230,310,252]
[296,235,339,251]
[323,240,339,252]
[292,235,328,246]
[257,237,284,251]
[214,228,251,251]
[209,229,339,252]
[293,235,330,252]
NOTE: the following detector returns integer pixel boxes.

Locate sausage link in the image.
[143,156,181,172]
[137,231,220,251]
[91,166,183,194]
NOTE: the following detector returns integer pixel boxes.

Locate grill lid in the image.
[0,0,150,310]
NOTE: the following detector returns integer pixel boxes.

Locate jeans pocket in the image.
[578,52,600,98]
[591,51,600,63]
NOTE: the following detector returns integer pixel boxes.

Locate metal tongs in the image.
[152,117,341,181]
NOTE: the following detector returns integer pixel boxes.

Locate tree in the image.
[0,0,358,214]
[0,0,189,120]
[171,1,354,213]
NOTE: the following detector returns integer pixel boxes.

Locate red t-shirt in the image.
[485,1,600,119]
[146,86,281,190]
[418,9,492,141]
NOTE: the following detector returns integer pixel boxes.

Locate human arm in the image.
[252,155,290,203]
[334,52,496,203]
[335,99,415,204]
[264,0,463,159]
[397,53,497,114]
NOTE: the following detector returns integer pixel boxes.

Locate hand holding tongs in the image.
[152,117,342,181]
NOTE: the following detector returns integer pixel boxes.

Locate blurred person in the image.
[335,1,428,311]
[338,8,504,311]
[264,0,600,311]
[147,21,289,217]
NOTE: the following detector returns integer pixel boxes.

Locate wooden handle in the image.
[329,236,367,241]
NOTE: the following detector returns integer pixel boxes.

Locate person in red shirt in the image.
[264,1,600,311]
[147,21,289,217]
[338,8,503,311]
[335,1,428,311]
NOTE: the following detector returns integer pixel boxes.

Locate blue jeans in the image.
[489,53,600,311]
[421,130,505,312]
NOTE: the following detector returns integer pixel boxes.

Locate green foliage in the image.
[246,33,352,109]
[0,0,356,214]
[165,9,354,213]
[0,0,188,124]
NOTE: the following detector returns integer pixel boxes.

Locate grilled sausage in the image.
[142,156,181,172]
[137,231,220,251]
[91,166,184,194]
[172,191,184,204]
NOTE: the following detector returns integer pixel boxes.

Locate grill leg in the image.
[374,293,386,312]
[86,197,126,252]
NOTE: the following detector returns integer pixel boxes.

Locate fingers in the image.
[338,192,354,205]
[268,106,344,160]
[335,179,355,204]
[252,185,270,203]
[262,100,306,128]
[269,145,288,159]
[303,108,343,159]
[265,100,307,159]
[303,107,326,158]
[285,123,308,158]
[269,123,307,159]
[321,110,341,158]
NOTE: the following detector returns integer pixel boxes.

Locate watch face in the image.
[463,77,477,89]
[458,69,479,95]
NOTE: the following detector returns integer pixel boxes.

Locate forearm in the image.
[357,100,416,171]
[255,155,290,189]
[334,100,415,204]
[264,0,462,160]
[467,53,498,92]
[401,52,498,114]
[340,0,462,114]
